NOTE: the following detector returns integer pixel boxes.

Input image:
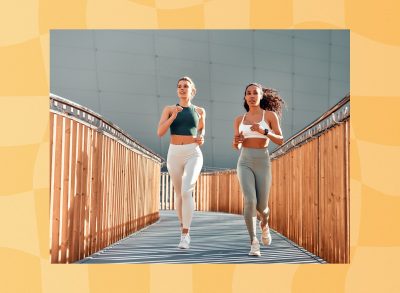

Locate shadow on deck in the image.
[78,210,326,264]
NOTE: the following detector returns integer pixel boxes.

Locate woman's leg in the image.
[181,150,203,231]
[167,149,184,226]
[237,161,258,242]
[254,154,272,245]
[254,158,272,224]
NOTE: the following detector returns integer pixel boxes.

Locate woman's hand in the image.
[195,134,204,146]
[250,123,264,134]
[170,105,183,120]
[232,132,244,149]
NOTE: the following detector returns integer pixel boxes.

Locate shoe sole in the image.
[248,252,261,257]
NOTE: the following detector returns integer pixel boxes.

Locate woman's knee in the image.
[244,199,257,209]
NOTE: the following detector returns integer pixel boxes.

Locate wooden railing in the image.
[50,94,163,263]
[160,96,350,263]
[160,171,244,214]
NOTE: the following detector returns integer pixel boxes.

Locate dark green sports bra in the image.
[170,104,200,136]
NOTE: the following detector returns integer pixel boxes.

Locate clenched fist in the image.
[232,131,244,149]
[250,123,263,134]
[195,134,204,146]
[170,105,183,120]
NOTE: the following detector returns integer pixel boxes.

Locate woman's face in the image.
[245,85,262,107]
[177,80,195,99]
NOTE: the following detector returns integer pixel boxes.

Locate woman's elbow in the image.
[157,129,164,137]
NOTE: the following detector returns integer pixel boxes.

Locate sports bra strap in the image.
[241,113,246,124]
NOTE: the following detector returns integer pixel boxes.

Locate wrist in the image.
[263,128,269,136]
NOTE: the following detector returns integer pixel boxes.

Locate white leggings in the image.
[167,143,203,229]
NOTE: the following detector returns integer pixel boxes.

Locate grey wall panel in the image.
[133,133,161,154]
[210,81,244,103]
[212,101,243,121]
[294,57,330,78]
[51,46,96,70]
[156,30,209,42]
[254,50,292,73]
[51,30,349,168]
[331,45,350,64]
[210,43,253,67]
[52,88,100,113]
[96,51,156,75]
[94,31,154,55]
[280,123,293,139]
[97,71,157,95]
[155,36,209,62]
[52,67,98,91]
[156,56,209,81]
[210,31,253,48]
[254,31,292,55]
[212,137,240,169]
[293,109,324,132]
[200,141,214,167]
[294,75,329,96]
[294,92,329,112]
[211,63,253,84]
[100,92,158,115]
[280,107,293,126]
[211,118,236,139]
[331,31,350,47]
[278,89,293,108]
[294,38,330,61]
[157,75,181,98]
[329,80,349,106]
[102,111,159,137]
[330,61,350,82]
[51,30,95,49]
[254,68,292,91]
[158,96,181,108]
[294,30,330,43]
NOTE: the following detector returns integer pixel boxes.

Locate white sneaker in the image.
[248,238,261,256]
[260,222,272,246]
[178,234,190,249]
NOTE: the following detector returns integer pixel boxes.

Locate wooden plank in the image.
[60,117,71,263]
[50,115,63,263]
[67,120,77,263]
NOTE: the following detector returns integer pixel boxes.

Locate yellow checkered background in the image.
[1,0,399,292]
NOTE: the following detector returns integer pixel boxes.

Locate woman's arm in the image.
[232,116,244,150]
[157,106,181,137]
[195,107,206,145]
[266,111,284,145]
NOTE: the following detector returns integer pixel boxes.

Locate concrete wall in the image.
[51,30,349,168]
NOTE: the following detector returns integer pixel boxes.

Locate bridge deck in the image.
[79,210,326,264]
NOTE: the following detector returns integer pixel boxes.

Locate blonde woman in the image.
[157,76,206,249]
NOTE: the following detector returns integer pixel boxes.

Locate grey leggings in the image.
[167,143,203,230]
[237,147,272,242]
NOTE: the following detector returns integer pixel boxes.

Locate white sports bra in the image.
[239,110,270,139]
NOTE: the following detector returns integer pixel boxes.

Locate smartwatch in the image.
[264,128,269,136]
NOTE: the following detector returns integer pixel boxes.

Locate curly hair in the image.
[243,83,285,118]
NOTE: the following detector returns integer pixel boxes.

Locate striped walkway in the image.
[78,210,326,264]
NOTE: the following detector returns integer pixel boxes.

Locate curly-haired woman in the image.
[232,83,285,256]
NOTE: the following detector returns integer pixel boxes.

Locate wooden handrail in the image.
[50,95,162,263]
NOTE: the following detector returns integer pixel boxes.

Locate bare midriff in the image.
[242,137,270,149]
[170,134,197,145]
